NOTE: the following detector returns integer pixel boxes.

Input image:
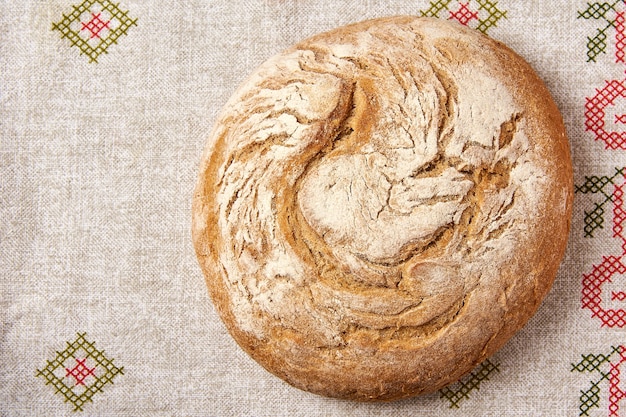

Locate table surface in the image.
[1,1,625,416]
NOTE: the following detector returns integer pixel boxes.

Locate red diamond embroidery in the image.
[449,2,479,26]
[80,12,111,39]
[65,358,96,386]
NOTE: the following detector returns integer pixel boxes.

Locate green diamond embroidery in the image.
[36,333,124,412]
[52,0,137,63]
[439,359,500,408]
[475,0,507,33]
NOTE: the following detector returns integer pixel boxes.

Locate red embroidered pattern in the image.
[36,333,123,411]
[573,346,626,416]
[419,0,506,34]
[609,346,626,417]
[80,12,111,39]
[617,11,626,64]
[449,2,479,25]
[582,255,626,327]
[65,358,96,386]
[578,4,626,416]
[616,183,626,242]
[580,1,626,150]
[582,179,626,328]
[579,1,626,62]
[52,0,137,63]
[586,79,626,150]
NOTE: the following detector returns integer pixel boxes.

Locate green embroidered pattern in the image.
[420,0,455,18]
[475,0,507,33]
[575,167,625,237]
[36,333,124,412]
[571,346,624,416]
[439,359,500,408]
[52,0,137,63]
[577,1,624,62]
[419,0,507,34]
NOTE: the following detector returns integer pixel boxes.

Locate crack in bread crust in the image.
[192,16,573,401]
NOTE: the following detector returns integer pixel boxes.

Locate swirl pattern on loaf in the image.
[193,17,573,400]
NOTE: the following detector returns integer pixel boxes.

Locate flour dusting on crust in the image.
[193,17,573,401]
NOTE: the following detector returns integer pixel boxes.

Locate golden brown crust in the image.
[192,16,573,401]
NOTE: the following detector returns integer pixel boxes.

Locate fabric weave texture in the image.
[1,1,625,416]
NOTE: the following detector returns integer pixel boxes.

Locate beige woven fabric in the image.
[1,1,625,416]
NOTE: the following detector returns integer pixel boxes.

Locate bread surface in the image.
[192,16,573,401]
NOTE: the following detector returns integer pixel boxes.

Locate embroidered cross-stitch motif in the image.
[576,167,625,237]
[583,254,626,327]
[65,358,97,386]
[449,2,479,26]
[475,0,507,33]
[419,0,507,34]
[579,1,626,149]
[608,346,626,416]
[578,1,625,63]
[578,4,626,412]
[52,0,137,63]
[616,11,626,63]
[80,12,111,39]
[420,0,454,18]
[36,333,124,412]
[585,79,626,150]
[578,171,626,328]
[438,359,500,408]
[572,345,626,416]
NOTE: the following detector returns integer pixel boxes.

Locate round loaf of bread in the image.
[192,16,573,401]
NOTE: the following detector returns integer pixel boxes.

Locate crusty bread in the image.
[192,16,573,401]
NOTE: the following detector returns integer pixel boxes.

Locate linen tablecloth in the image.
[1,1,625,416]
